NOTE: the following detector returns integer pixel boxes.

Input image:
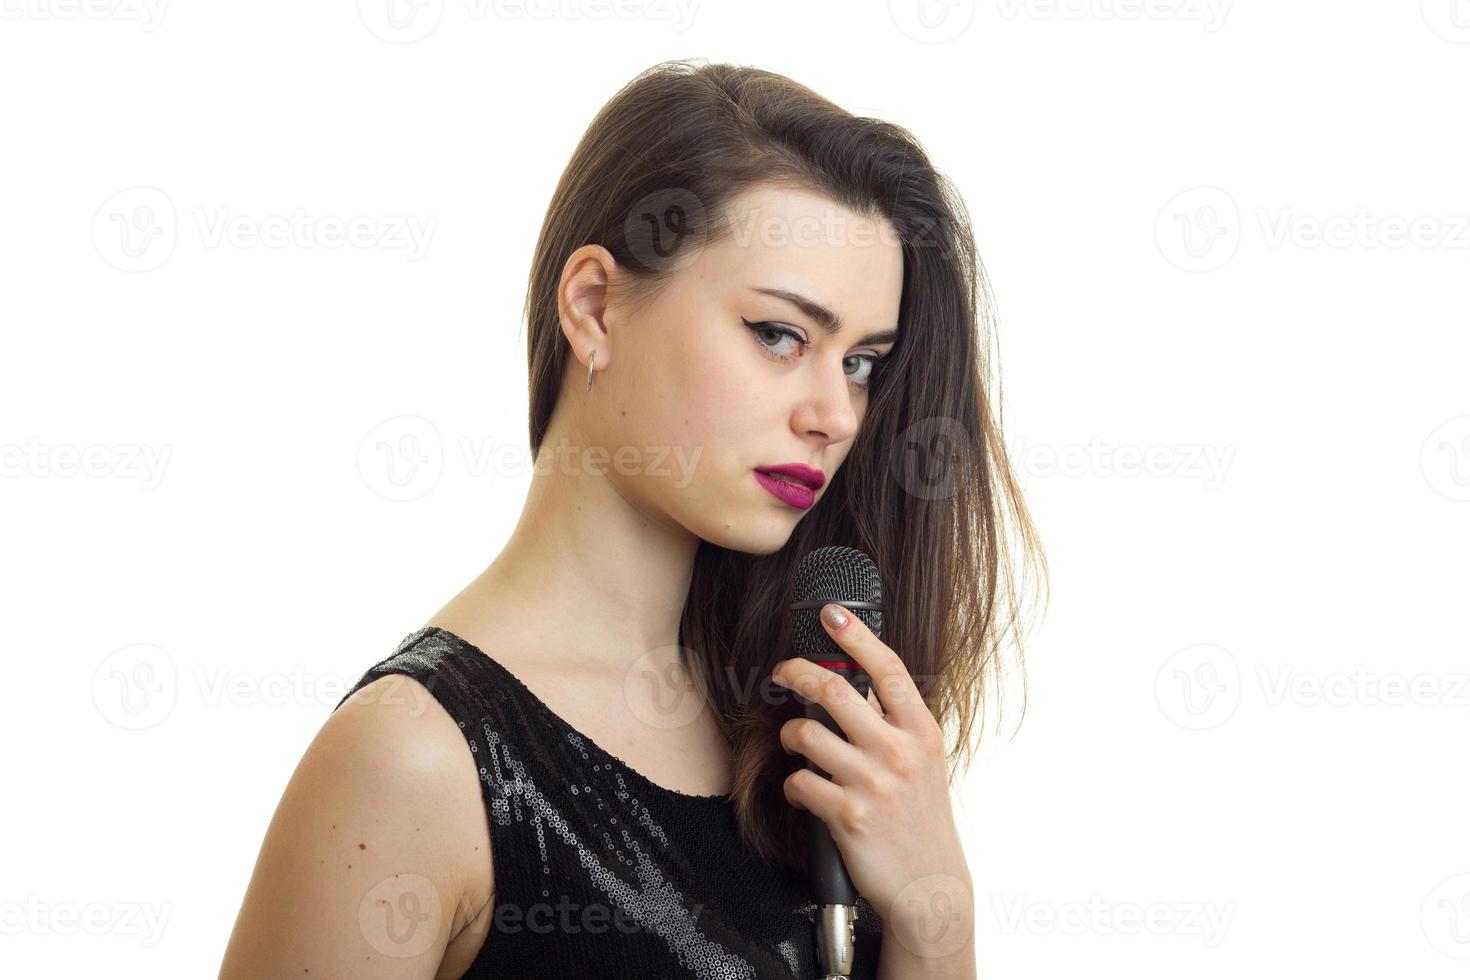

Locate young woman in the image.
[220,59,1045,980]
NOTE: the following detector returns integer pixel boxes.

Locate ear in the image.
[559,244,620,378]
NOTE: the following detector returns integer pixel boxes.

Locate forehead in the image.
[696,183,904,331]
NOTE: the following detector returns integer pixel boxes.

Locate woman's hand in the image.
[771,603,975,954]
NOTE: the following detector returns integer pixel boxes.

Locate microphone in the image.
[789,545,884,980]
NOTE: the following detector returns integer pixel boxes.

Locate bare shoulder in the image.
[220,672,494,980]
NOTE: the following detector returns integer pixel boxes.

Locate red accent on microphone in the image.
[812,660,862,670]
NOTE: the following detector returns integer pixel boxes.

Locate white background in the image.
[2,1,1467,977]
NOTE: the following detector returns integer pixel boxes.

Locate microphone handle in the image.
[798,664,870,907]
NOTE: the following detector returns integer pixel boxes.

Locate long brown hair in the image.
[523,58,1048,874]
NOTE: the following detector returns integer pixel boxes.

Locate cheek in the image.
[660,381,774,503]
[665,335,768,442]
[630,315,786,480]
[676,382,759,477]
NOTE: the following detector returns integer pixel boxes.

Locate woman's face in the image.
[572,182,904,555]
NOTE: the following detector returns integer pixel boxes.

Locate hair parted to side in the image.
[522,58,1048,874]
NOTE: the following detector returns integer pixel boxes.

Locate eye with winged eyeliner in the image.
[740,317,887,390]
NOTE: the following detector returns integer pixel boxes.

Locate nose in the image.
[791,358,860,446]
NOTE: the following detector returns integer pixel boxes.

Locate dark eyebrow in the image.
[749,286,899,347]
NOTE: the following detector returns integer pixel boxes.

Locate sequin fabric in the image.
[333,626,885,979]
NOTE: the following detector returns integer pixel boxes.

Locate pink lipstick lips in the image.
[753,463,826,511]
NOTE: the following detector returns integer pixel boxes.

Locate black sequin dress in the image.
[333,626,884,979]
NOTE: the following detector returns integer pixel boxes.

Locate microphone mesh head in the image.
[791,546,883,660]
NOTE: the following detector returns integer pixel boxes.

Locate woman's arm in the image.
[876,886,977,980]
[219,673,492,980]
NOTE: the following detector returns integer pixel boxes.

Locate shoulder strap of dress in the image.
[333,626,505,727]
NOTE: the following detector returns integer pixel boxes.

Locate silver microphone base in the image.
[815,902,856,980]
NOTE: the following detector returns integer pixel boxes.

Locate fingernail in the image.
[822,604,848,629]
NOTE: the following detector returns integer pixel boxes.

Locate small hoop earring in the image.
[585,350,597,392]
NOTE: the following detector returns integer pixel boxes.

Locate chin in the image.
[689,509,799,556]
